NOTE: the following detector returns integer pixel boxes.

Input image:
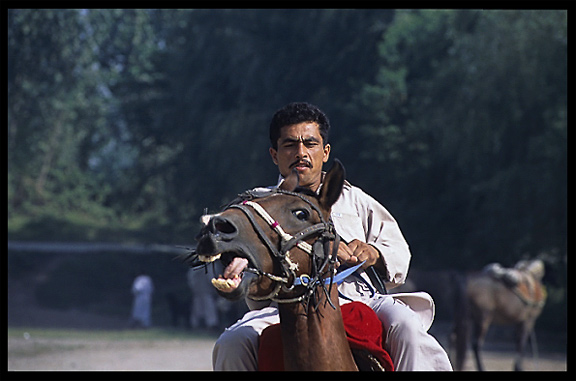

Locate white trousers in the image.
[212,295,453,371]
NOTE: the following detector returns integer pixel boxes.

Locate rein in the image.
[227,189,340,305]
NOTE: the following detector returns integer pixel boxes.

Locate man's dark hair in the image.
[269,102,330,150]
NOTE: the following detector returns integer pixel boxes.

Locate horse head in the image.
[189,160,345,304]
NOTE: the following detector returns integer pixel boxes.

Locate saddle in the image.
[258,301,394,371]
[483,261,546,308]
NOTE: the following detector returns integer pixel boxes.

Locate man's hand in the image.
[336,239,381,269]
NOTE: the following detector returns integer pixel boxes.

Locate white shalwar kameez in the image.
[212,179,453,371]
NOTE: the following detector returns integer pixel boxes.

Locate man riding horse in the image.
[208,102,452,371]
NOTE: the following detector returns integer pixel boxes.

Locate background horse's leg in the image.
[529,326,540,370]
[451,273,470,371]
[451,319,469,371]
[513,321,533,371]
[471,314,491,371]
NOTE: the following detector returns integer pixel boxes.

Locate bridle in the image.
[227,189,341,305]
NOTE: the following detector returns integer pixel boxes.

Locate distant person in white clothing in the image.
[130,273,154,328]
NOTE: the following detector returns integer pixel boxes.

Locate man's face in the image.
[269,122,330,191]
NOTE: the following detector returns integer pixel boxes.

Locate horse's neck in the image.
[277,286,357,371]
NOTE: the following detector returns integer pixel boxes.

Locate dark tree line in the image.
[8,9,567,277]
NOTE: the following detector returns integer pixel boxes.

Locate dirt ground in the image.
[8,334,216,371]
[7,278,568,372]
[7,327,567,372]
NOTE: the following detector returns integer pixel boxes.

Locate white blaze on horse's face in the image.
[200,212,222,226]
[197,212,223,263]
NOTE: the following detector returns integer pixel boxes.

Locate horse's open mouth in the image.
[198,251,255,294]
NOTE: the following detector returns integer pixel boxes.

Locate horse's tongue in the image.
[211,257,249,293]
[224,257,249,279]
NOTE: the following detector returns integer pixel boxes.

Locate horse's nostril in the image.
[215,221,235,234]
[211,217,237,236]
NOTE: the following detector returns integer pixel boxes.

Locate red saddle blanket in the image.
[258,301,394,371]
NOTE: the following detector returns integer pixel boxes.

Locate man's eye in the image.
[292,209,310,221]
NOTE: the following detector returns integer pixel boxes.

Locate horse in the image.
[451,259,547,371]
[186,160,388,371]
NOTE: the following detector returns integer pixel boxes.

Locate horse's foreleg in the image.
[451,273,470,371]
[514,322,533,371]
[471,339,483,372]
[471,315,490,371]
[451,314,470,371]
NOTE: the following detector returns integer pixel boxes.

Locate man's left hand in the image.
[337,239,381,269]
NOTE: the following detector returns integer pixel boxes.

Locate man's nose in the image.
[296,141,307,157]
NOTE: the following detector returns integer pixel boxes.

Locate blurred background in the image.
[6,8,568,363]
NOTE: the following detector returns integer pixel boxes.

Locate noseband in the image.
[227,189,340,305]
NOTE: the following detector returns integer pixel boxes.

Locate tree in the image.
[356,10,567,269]
[8,9,394,240]
[8,10,106,212]
[121,9,394,229]
[8,9,169,225]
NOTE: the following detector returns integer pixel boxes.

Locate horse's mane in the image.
[293,187,318,198]
[223,186,318,210]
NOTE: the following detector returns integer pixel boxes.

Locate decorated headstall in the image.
[226,188,341,306]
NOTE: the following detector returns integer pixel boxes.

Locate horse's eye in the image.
[292,209,310,221]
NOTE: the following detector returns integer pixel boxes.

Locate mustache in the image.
[289,159,312,168]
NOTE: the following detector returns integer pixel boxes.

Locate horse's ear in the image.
[319,159,345,210]
[279,169,300,191]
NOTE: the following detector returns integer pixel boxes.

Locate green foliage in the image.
[7,9,567,276]
[356,9,567,270]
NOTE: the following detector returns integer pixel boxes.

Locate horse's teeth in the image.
[198,253,221,263]
[211,277,235,291]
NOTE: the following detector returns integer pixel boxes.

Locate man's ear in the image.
[318,159,345,210]
[279,168,299,191]
[322,143,331,163]
[269,147,279,165]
